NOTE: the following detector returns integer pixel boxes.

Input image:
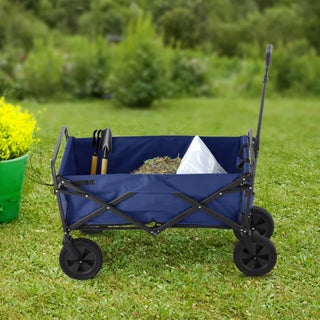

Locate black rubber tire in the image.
[233,206,274,240]
[233,235,277,276]
[59,238,103,280]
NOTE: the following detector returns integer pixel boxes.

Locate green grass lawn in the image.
[0,97,319,319]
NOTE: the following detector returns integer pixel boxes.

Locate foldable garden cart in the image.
[51,45,277,280]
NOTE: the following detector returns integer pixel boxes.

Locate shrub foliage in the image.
[0,0,320,101]
[109,14,167,107]
[0,97,38,160]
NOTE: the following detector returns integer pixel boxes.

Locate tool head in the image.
[95,130,102,152]
[92,130,97,147]
[99,127,112,157]
[92,129,102,154]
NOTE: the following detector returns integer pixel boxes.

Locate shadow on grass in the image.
[90,228,237,278]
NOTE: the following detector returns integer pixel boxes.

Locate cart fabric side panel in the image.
[62,173,242,226]
[58,135,246,176]
[58,135,250,227]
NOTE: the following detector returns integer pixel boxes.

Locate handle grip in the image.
[101,158,108,175]
[265,44,273,67]
[90,155,98,175]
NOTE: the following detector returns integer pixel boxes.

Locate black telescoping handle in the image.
[251,44,273,182]
[265,44,273,68]
[256,44,273,147]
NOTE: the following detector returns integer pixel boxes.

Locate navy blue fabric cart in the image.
[52,45,277,280]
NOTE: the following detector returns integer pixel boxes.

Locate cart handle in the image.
[251,44,273,181]
[51,126,69,189]
[256,44,273,149]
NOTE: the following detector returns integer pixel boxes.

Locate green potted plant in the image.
[0,97,39,223]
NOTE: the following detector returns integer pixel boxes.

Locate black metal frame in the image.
[51,127,254,239]
[51,46,272,244]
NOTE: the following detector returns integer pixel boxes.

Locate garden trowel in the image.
[99,127,112,175]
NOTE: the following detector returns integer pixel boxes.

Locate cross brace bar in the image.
[56,177,152,233]
[152,174,252,236]
[56,173,252,237]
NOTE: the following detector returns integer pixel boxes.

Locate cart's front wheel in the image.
[234,206,274,239]
[233,235,277,276]
[59,238,103,280]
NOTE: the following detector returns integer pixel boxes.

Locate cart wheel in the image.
[59,238,103,280]
[234,206,274,239]
[233,235,277,276]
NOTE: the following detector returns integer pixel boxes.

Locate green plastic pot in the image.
[0,153,28,223]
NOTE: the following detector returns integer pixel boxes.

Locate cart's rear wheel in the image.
[234,206,274,239]
[59,238,103,280]
[233,235,277,276]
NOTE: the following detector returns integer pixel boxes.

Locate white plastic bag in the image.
[177,136,227,174]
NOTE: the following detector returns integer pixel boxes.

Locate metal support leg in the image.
[62,234,80,260]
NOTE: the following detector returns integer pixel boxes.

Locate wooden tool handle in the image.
[101,158,108,175]
[90,155,98,175]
